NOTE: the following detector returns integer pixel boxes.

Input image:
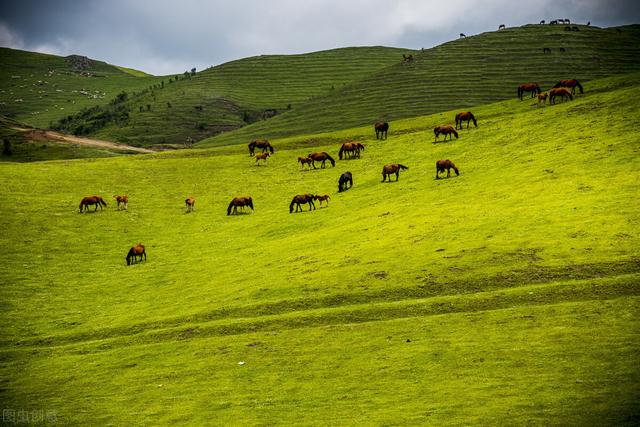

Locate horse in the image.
[518,83,541,100]
[549,88,573,104]
[550,20,558,25]
[460,33,466,38]
[543,47,551,53]
[227,196,254,215]
[126,244,146,266]
[454,112,477,129]
[499,24,506,30]
[402,54,414,63]
[308,152,335,169]
[248,139,274,156]
[540,20,545,24]
[113,195,128,210]
[298,156,313,169]
[314,194,331,207]
[289,194,316,213]
[79,195,107,213]
[553,79,584,94]
[255,152,270,165]
[434,125,458,142]
[185,196,195,212]
[339,142,364,160]
[382,164,408,182]
[537,92,549,105]
[435,160,459,179]
[338,171,353,192]
[374,122,389,140]
[559,47,566,52]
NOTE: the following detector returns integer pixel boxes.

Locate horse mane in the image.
[247,197,254,210]
[267,143,274,153]
[324,152,335,167]
[452,128,459,138]
[338,145,345,160]
[227,200,234,215]
[469,113,477,127]
[575,80,584,94]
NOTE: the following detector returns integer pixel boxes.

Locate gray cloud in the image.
[1,0,638,75]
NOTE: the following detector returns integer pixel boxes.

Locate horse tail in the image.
[248,197,254,211]
[575,80,583,94]
[471,113,477,127]
[227,201,234,216]
[398,164,409,170]
[338,145,344,160]
[325,153,335,167]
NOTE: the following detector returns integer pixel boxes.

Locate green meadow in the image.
[0,71,638,424]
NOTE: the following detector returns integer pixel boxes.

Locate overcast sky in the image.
[1,0,639,75]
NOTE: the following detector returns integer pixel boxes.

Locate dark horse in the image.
[338,171,353,192]
[434,125,459,142]
[382,164,408,182]
[126,244,146,266]
[553,79,584,95]
[435,159,459,179]
[374,122,389,140]
[289,194,316,213]
[248,139,274,156]
[549,88,574,104]
[339,142,364,160]
[454,112,477,129]
[227,196,254,215]
[308,152,335,169]
[518,83,541,100]
[79,195,107,213]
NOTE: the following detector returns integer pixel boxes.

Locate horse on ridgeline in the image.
[289,194,316,213]
[454,112,477,129]
[339,142,364,160]
[185,196,195,212]
[435,159,459,179]
[227,196,254,215]
[338,171,353,192]
[255,152,270,165]
[308,152,335,169]
[553,79,584,94]
[248,139,274,156]
[314,194,331,207]
[79,195,107,213]
[518,83,541,100]
[381,164,408,182]
[113,195,128,210]
[434,125,459,142]
[549,88,574,104]
[298,156,313,169]
[126,243,146,266]
[374,122,389,140]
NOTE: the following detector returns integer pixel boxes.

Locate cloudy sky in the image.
[1,0,639,75]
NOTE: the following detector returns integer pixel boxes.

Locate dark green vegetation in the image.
[0,70,638,424]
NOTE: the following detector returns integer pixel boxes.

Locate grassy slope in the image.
[203,24,640,146]
[0,73,638,424]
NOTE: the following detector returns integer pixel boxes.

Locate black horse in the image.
[374,122,389,140]
[338,172,353,193]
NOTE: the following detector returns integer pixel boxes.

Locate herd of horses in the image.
[518,79,583,104]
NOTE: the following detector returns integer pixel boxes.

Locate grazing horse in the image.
[227,196,254,215]
[374,122,389,140]
[339,142,364,160]
[540,20,545,24]
[298,156,313,169]
[518,83,541,100]
[549,88,574,104]
[454,112,477,129]
[543,47,551,53]
[126,244,146,266]
[434,125,459,142]
[435,159,459,179]
[537,92,549,105]
[314,194,331,207]
[308,152,335,169]
[113,195,128,210]
[381,164,408,182]
[185,196,195,212]
[402,54,414,63]
[289,194,316,213]
[499,24,506,30]
[553,79,584,94]
[79,195,107,213]
[550,20,558,25]
[338,171,353,192]
[248,139,274,156]
[460,33,466,38]
[255,152,270,165]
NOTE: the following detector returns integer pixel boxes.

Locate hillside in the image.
[0,72,638,424]
[202,23,640,146]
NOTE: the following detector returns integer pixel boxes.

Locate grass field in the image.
[0,72,638,424]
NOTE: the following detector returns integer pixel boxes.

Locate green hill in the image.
[1,72,638,424]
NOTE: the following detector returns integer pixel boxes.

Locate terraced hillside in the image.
[204,24,640,146]
[1,73,638,424]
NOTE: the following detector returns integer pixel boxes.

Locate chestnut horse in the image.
[248,139,274,156]
[553,79,584,94]
[126,244,146,266]
[227,196,254,215]
[79,195,107,213]
[339,142,364,160]
[434,125,459,142]
[289,194,316,213]
[435,159,459,179]
[549,88,573,104]
[314,194,331,207]
[338,171,353,192]
[374,122,389,140]
[308,152,335,169]
[255,152,270,164]
[537,92,548,105]
[113,195,128,210]
[185,196,195,212]
[454,112,477,129]
[382,164,408,182]
[298,156,313,169]
[518,83,541,100]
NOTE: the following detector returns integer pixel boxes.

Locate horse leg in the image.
[447,168,451,177]
[395,172,399,182]
[382,173,387,182]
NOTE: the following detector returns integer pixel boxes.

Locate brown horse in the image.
[537,92,549,105]
[298,156,313,169]
[553,79,584,94]
[185,196,195,212]
[435,159,459,179]
[227,196,253,215]
[518,83,541,100]
[339,142,364,160]
[289,194,316,213]
[434,125,459,142]
[79,195,107,213]
[113,195,128,210]
[314,194,331,207]
[126,243,146,266]
[549,88,574,104]
[308,152,335,169]
[255,152,270,165]
[454,112,477,129]
[382,164,408,182]
[248,139,274,156]
[374,122,389,140]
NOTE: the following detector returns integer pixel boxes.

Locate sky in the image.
[1,0,639,75]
